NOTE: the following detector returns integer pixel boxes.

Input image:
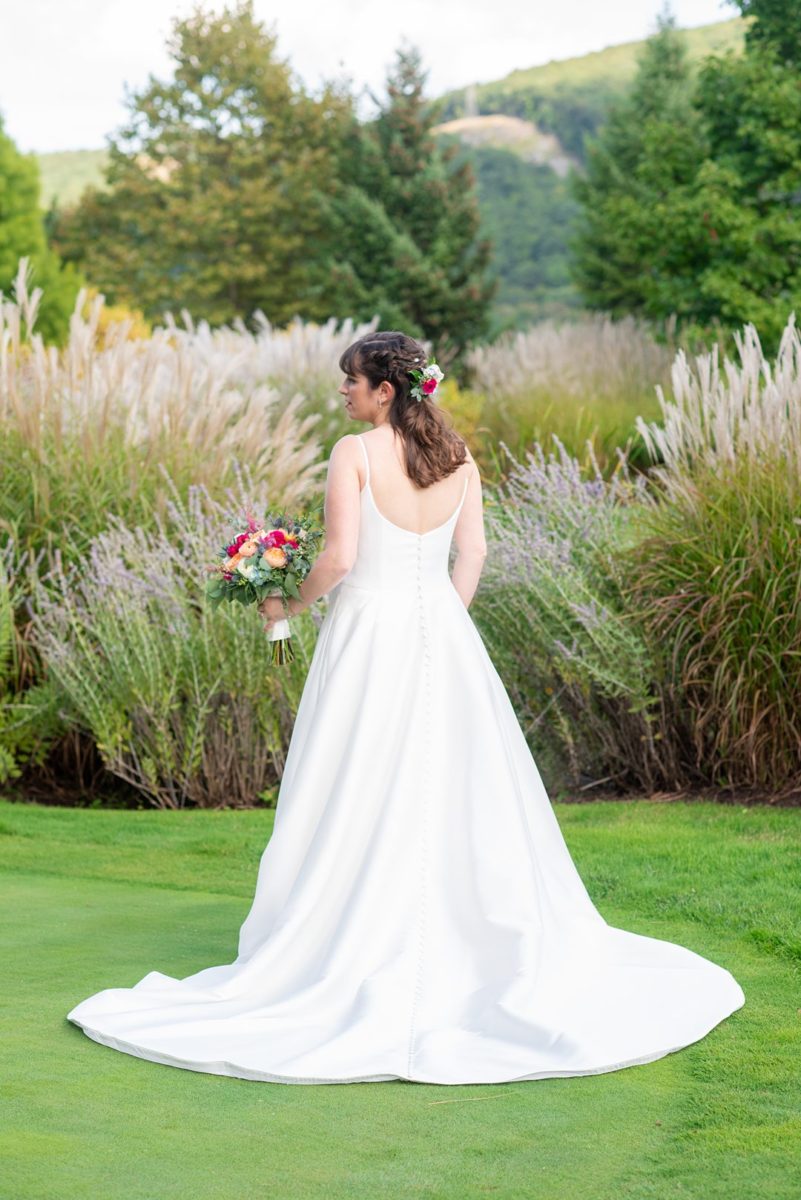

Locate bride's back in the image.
[359,427,472,537]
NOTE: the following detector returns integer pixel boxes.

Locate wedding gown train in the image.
[67,433,745,1084]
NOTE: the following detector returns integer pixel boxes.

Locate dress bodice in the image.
[337,434,469,595]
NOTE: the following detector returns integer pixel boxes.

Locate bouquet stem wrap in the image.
[266,614,293,664]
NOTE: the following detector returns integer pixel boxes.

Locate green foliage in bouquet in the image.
[205,510,323,610]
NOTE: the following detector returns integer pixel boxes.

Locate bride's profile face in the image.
[338,367,393,420]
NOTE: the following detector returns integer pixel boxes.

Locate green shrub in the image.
[0,549,66,784]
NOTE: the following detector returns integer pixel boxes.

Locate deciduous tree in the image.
[0,116,80,341]
[53,1,349,328]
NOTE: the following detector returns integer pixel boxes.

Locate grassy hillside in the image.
[433,113,577,176]
[483,17,743,97]
[38,148,108,208]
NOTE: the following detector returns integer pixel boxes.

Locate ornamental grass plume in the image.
[171,308,381,448]
[635,317,801,503]
[0,259,355,557]
[467,314,674,474]
[629,316,801,794]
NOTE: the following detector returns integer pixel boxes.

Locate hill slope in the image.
[37,148,108,208]
[437,17,745,158]
[433,114,577,177]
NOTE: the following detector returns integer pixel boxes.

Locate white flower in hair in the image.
[409,359,444,403]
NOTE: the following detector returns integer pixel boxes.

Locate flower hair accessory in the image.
[408,358,444,403]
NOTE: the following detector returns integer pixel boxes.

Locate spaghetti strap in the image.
[357,434,370,486]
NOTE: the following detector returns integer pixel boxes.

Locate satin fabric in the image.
[67,433,745,1084]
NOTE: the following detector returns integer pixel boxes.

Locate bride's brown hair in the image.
[339,331,467,487]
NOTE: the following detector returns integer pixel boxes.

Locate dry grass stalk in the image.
[467,313,673,402]
[636,317,801,500]
[0,259,378,508]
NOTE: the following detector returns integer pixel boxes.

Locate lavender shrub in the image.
[27,471,323,808]
[474,438,686,793]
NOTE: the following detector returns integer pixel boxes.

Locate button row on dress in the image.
[416,539,432,667]
[408,537,432,1075]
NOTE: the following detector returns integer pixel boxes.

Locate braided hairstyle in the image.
[339,331,467,488]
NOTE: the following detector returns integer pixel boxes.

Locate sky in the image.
[0,0,736,153]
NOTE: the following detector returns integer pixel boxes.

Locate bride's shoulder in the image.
[329,433,364,459]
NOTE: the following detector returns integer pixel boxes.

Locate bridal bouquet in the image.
[205,508,323,665]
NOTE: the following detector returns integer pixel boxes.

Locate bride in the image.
[67,330,745,1085]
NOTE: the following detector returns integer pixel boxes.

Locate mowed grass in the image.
[1,797,798,1200]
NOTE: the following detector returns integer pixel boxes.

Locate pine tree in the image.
[571,12,706,319]
[736,0,801,63]
[685,0,801,343]
[324,46,496,372]
[572,1,801,347]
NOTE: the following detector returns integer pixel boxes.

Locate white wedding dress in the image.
[68,433,745,1085]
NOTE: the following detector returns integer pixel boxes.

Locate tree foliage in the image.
[454,142,580,329]
[571,15,707,322]
[52,11,495,366]
[53,1,350,328]
[0,116,81,342]
[325,46,496,369]
[571,1,801,348]
[735,0,801,62]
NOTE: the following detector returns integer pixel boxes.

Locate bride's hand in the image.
[258,595,287,633]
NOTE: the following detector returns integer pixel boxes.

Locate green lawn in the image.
[1,797,798,1200]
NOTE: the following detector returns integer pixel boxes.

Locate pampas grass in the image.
[628,317,801,794]
[0,259,377,558]
[467,314,674,474]
[636,317,801,501]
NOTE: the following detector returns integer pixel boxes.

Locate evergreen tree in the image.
[324,46,496,371]
[571,12,706,319]
[736,0,801,63]
[572,1,801,347]
[685,0,801,343]
[52,1,351,327]
[0,115,80,342]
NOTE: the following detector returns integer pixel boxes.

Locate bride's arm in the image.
[285,436,360,616]
[450,459,487,609]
